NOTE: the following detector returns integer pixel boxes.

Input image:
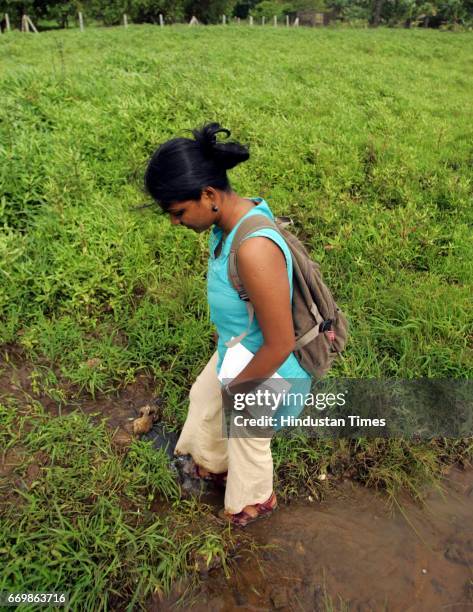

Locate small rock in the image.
[308,495,314,502]
[270,585,288,609]
[133,414,153,435]
[139,403,157,417]
[123,422,134,434]
[112,428,133,448]
[422,568,427,574]
[318,473,327,481]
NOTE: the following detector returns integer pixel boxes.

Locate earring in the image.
[212,205,219,212]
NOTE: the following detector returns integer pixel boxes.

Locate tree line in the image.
[1,0,472,30]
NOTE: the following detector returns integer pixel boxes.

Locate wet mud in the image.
[2,355,473,611]
[0,350,160,430]
[158,469,473,612]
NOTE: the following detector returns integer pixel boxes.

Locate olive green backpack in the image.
[226,215,348,379]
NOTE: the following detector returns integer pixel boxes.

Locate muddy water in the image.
[3,358,473,611]
[162,469,473,612]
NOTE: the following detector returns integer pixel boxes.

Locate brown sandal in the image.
[218,492,277,527]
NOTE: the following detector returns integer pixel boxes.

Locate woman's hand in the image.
[229,236,295,386]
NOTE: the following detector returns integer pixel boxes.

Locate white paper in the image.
[218,340,292,410]
[217,341,256,381]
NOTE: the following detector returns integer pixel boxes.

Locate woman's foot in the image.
[218,492,277,527]
[191,461,228,488]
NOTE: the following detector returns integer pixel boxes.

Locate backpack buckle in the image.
[320,319,336,343]
[276,216,294,229]
[237,288,250,302]
[319,319,333,332]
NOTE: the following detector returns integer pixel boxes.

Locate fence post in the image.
[273,15,277,26]
[262,16,265,26]
[26,15,38,33]
[222,15,226,24]
[159,14,164,27]
[294,17,299,27]
[249,15,253,26]
[5,13,10,31]
[22,15,30,32]
[237,17,240,25]
[123,14,128,28]
[78,11,84,32]
[286,15,289,27]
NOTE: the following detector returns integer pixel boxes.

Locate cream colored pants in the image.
[174,351,273,514]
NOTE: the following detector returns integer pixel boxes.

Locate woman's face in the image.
[166,193,215,233]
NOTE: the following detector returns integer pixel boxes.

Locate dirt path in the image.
[159,469,473,611]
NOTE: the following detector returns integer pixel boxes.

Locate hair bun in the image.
[191,122,249,171]
[192,122,230,154]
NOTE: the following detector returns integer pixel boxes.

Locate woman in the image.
[144,122,311,526]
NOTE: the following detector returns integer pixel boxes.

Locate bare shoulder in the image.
[237,236,285,271]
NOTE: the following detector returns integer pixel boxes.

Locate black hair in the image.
[142,122,250,210]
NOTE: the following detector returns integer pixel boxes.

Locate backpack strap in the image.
[228,215,279,297]
[224,214,328,351]
[225,216,279,348]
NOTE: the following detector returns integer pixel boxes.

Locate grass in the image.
[0,397,238,610]
[1,26,472,392]
[272,433,473,503]
[1,23,472,608]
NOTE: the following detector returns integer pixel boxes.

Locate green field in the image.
[1,25,472,609]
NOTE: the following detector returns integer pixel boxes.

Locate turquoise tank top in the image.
[207,197,311,427]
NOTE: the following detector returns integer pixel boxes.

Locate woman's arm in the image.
[228,236,295,388]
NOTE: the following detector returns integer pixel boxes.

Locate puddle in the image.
[156,468,473,611]
[2,355,473,611]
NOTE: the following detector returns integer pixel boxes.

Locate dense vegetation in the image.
[1,25,472,608]
[1,0,472,28]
